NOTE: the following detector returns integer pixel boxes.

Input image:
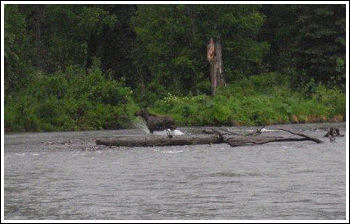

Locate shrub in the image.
[313,84,346,117]
[151,72,345,127]
[4,65,138,132]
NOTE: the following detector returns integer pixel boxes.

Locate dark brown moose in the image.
[135,108,176,134]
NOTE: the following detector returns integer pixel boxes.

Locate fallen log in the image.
[96,134,222,147]
[223,135,321,147]
[95,128,323,147]
[202,128,323,147]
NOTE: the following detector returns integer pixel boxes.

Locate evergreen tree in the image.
[294,4,346,88]
[259,5,299,72]
[4,5,33,96]
[132,5,269,99]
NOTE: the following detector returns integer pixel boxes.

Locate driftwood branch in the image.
[278,128,323,144]
[223,135,319,147]
[203,128,323,147]
[96,128,324,148]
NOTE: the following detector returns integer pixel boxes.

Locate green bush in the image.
[4,65,138,132]
[313,84,346,117]
[151,72,345,127]
[5,68,345,132]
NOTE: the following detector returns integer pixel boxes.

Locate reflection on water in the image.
[4,123,347,220]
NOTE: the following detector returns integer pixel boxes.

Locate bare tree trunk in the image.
[209,61,217,95]
[207,38,225,96]
[215,40,225,87]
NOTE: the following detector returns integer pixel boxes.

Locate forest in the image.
[4,4,346,132]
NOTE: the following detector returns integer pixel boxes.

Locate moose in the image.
[135,108,176,135]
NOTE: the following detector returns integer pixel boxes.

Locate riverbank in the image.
[4,71,346,133]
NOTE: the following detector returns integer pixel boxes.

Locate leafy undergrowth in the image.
[5,71,345,132]
[5,66,138,132]
[151,73,345,127]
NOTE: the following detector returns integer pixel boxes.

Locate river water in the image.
[4,123,347,220]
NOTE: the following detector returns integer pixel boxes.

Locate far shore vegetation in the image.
[4,4,346,132]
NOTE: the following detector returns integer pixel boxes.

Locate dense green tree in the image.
[4,5,32,96]
[7,5,136,77]
[98,5,137,83]
[132,5,269,102]
[4,4,346,132]
[294,4,346,88]
[259,5,299,72]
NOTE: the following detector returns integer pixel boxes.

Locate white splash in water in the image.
[172,129,184,135]
[161,150,184,154]
[153,129,185,136]
[259,128,280,133]
[15,153,26,156]
[132,117,150,134]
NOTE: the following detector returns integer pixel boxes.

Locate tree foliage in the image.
[4,4,346,132]
[4,5,32,95]
[132,5,269,99]
[259,4,346,90]
[294,5,346,88]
